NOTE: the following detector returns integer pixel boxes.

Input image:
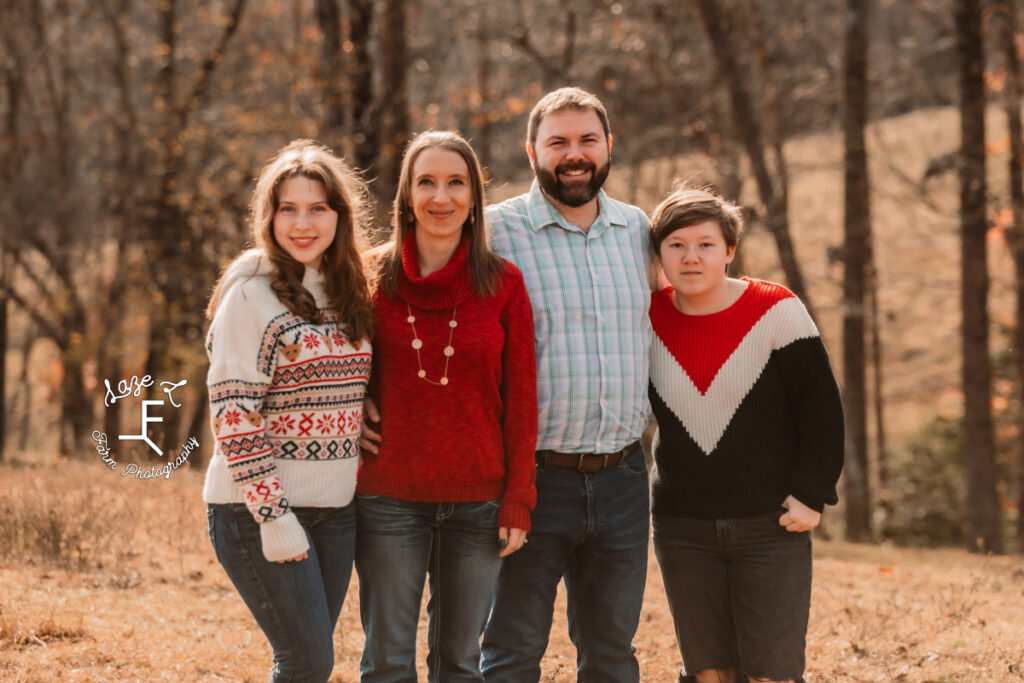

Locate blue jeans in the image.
[207,502,356,683]
[355,494,504,683]
[481,445,650,683]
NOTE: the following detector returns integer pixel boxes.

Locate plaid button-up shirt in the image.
[487,181,652,453]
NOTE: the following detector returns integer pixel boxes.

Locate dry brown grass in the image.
[1,462,1022,682]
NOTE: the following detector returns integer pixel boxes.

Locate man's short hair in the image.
[527,87,611,147]
[650,184,745,251]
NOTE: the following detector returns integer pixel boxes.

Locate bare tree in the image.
[840,0,875,540]
[996,0,1024,552]
[499,0,577,91]
[869,262,889,535]
[956,0,1003,553]
[377,0,408,207]
[315,0,346,138]
[692,0,817,320]
[0,1,95,455]
[841,0,873,541]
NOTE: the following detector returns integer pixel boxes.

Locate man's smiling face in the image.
[528,108,612,209]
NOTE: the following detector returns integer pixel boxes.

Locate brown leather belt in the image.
[535,441,640,473]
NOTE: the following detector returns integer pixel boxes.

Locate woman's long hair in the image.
[207,139,374,341]
[372,130,505,298]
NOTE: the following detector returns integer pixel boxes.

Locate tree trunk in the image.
[16,332,32,453]
[347,0,377,180]
[0,275,6,462]
[692,0,816,322]
[377,0,408,207]
[476,16,493,170]
[841,0,873,542]
[957,0,1003,554]
[997,0,1024,553]
[869,262,890,537]
[315,0,345,139]
[60,350,90,457]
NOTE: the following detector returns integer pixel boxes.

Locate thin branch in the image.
[180,0,246,125]
[0,281,62,343]
[1,239,61,309]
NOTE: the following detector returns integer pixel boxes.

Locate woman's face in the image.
[272,176,338,270]
[657,221,735,300]
[409,148,473,244]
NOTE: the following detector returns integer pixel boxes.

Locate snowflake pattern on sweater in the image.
[203,253,371,560]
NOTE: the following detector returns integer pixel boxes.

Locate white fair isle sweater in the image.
[203,250,371,561]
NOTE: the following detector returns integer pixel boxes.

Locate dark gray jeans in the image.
[654,510,812,682]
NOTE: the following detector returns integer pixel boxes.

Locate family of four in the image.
[201,87,845,683]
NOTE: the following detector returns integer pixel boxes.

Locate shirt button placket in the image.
[588,236,609,452]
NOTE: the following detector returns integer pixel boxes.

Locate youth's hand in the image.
[360,397,382,455]
[779,495,821,532]
[276,551,308,564]
[498,527,527,558]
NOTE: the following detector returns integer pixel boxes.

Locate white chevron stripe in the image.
[651,297,819,455]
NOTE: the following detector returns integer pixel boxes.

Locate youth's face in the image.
[272,176,338,270]
[410,147,473,243]
[657,221,735,299]
[528,108,611,208]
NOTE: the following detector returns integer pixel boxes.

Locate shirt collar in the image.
[525,179,629,234]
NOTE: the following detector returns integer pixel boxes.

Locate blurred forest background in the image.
[1,0,1023,554]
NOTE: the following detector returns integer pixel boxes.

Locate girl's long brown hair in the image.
[207,139,374,341]
[372,130,505,298]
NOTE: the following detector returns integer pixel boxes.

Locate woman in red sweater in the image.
[357,130,538,682]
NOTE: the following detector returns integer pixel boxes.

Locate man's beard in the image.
[534,158,611,208]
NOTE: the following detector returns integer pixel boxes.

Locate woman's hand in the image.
[360,397,382,455]
[276,551,308,564]
[778,494,821,532]
[498,527,527,558]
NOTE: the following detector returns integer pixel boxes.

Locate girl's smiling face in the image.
[272,176,338,270]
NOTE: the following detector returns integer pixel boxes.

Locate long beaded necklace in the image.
[406,303,458,386]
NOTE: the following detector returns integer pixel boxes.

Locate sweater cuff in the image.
[790,492,826,514]
[259,512,310,562]
[498,500,531,532]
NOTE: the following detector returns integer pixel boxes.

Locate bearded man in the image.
[482,87,653,683]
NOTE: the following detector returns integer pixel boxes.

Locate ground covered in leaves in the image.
[0,462,1021,682]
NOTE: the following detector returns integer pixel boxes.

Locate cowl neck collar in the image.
[395,230,475,309]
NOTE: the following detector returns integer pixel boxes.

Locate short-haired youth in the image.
[650,185,744,253]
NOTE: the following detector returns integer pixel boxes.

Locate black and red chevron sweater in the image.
[648,277,844,519]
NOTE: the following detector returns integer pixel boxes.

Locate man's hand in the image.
[360,397,382,455]
[779,495,821,532]
[498,527,527,558]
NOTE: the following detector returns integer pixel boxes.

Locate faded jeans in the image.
[207,502,356,683]
[356,494,504,683]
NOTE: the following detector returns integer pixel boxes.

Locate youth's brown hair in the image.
[650,184,744,252]
[527,87,611,147]
[207,139,374,340]
[372,130,505,298]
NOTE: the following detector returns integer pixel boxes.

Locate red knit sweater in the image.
[357,233,538,531]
